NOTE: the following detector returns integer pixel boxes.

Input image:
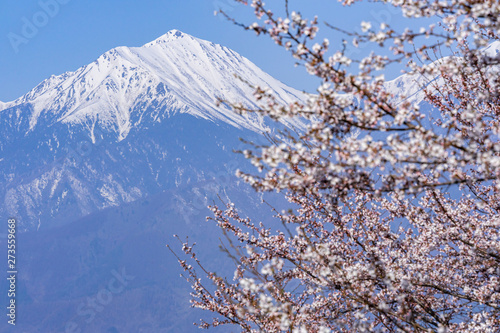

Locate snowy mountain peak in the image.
[483,40,500,57]
[1,31,305,140]
[144,29,189,47]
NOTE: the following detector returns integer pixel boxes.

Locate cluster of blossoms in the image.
[175,0,500,332]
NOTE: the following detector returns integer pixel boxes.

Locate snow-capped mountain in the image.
[0,30,306,232]
[0,29,304,140]
[0,30,307,332]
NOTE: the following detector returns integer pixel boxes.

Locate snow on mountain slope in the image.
[0,29,305,140]
[483,40,500,57]
[384,70,440,106]
[384,41,500,106]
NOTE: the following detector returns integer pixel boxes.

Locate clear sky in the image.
[0,0,418,102]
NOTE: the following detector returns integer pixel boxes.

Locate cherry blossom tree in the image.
[171,1,500,331]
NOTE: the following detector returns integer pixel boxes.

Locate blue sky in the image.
[0,0,417,102]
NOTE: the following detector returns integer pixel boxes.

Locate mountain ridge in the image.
[0,30,306,141]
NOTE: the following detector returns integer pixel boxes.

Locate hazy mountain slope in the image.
[2,170,278,332]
